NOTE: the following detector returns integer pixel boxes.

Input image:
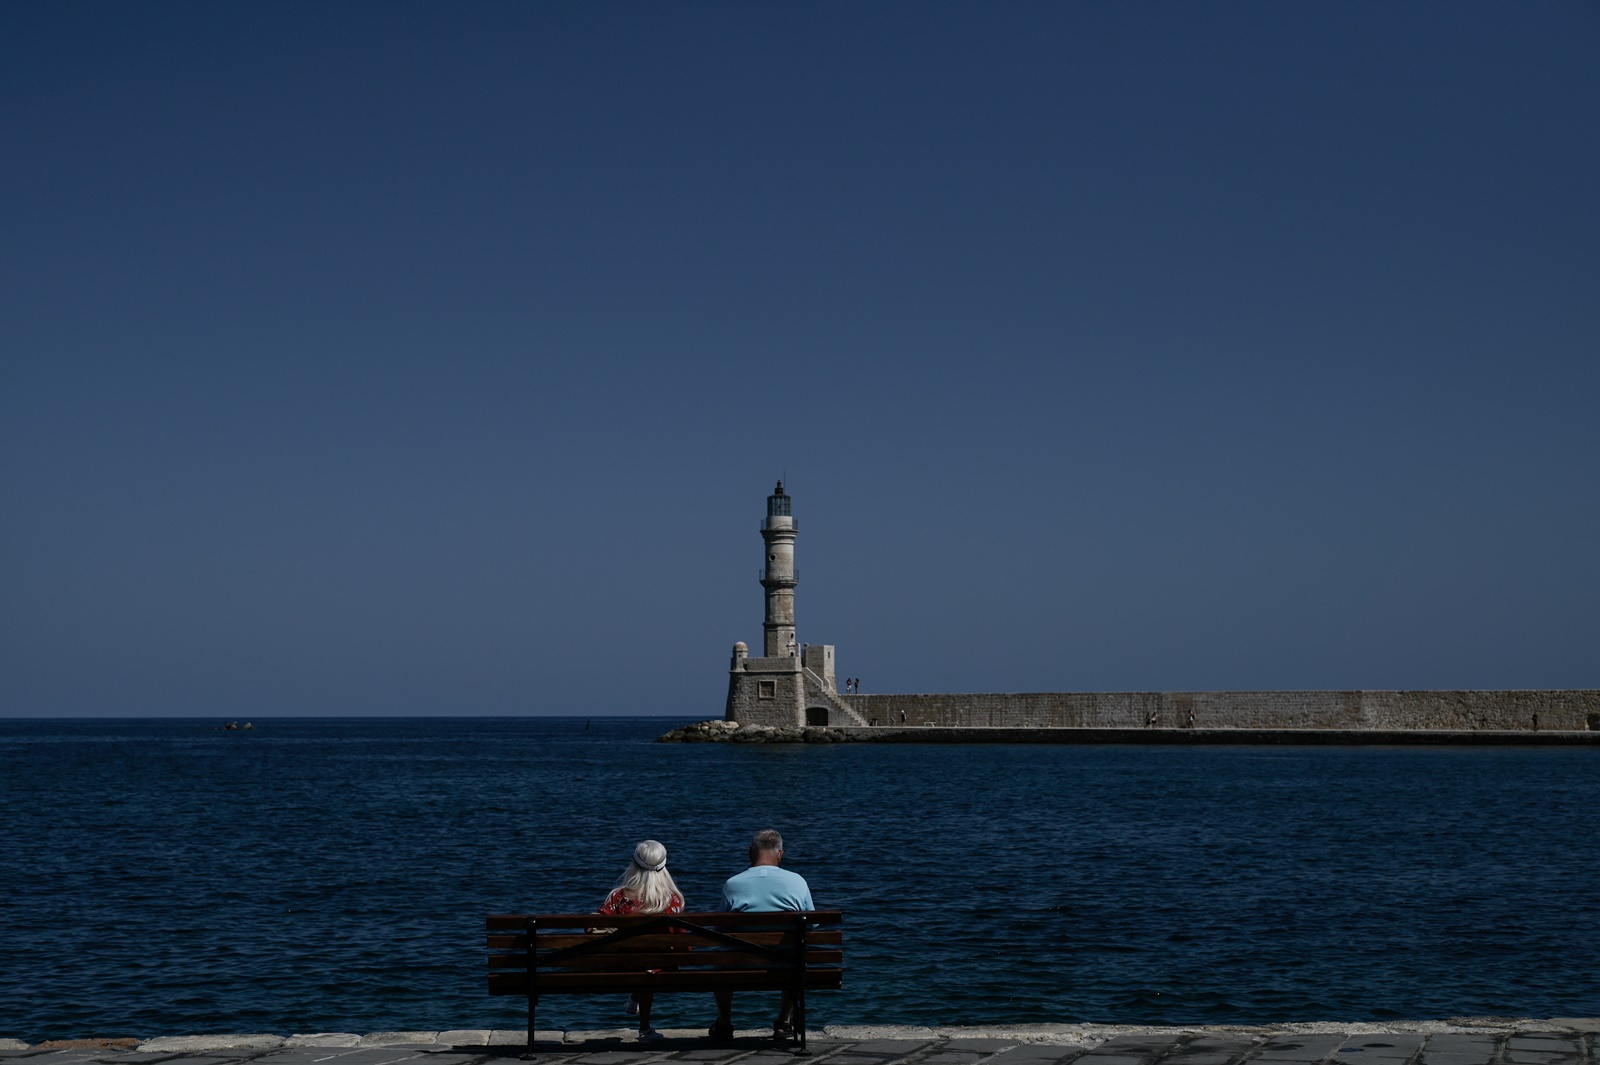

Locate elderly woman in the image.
[597,839,684,1043]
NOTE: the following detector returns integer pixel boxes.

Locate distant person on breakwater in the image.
[596,840,683,1044]
[710,828,813,1044]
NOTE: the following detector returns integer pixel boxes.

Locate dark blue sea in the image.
[2,717,1598,1042]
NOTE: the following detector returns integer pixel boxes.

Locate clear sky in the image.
[3,2,1596,717]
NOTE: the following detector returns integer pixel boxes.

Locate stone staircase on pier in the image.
[802,668,869,727]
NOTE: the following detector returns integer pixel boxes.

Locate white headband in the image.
[633,841,668,872]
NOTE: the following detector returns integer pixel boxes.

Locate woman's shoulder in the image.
[598,887,632,914]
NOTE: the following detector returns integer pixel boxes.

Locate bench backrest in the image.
[486,910,843,996]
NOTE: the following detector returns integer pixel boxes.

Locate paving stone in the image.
[1421,1045,1497,1056]
[356,1036,438,1049]
[1253,1037,1348,1062]
[1508,1040,1579,1053]
[297,1051,431,1065]
[850,1041,940,1054]
[940,1041,1024,1052]
[934,1028,1085,1046]
[569,1054,657,1065]
[987,1047,1094,1065]
[479,1030,563,1048]
[1176,1044,1255,1057]
[1164,1053,1237,1065]
[138,1038,285,1054]
[916,1054,989,1064]
[822,1031,939,1045]
[563,1032,642,1046]
[211,1042,286,1055]
[1335,1034,1425,1063]
[1420,1037,1497,1050]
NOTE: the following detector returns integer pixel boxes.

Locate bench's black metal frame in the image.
[487,910,844,1056]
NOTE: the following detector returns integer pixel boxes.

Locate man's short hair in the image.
[751,828,784,855]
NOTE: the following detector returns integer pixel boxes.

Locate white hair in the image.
[612,839,682,913]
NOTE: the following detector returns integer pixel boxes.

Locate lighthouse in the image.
[725,483,862,727]
[761,481,798,657]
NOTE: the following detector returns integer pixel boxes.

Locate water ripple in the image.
[2,718,1598,1040]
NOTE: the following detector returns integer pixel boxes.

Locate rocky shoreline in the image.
[657,719,855,743]
[655,720,1600,745]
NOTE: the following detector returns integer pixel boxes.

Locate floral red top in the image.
[599,888,684,916]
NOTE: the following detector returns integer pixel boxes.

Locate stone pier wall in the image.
[840,690,1600,731]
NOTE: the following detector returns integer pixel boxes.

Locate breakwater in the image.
[830,689,1600,731]
[659,720,1600,744]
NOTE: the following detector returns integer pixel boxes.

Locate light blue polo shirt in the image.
[722,864,814,912]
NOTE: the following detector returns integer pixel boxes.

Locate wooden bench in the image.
[487,910,843,1053]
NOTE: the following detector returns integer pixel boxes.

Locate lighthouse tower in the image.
[726,483,861,727]
[761,481,798,657]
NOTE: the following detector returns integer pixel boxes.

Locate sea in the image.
[2,716,1597,1043]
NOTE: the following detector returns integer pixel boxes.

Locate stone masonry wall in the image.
[725,657,805,727]
[841,690,1600,731]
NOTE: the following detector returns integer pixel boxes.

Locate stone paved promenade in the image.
[3,1021,1595,1065]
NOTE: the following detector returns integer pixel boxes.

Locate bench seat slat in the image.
[487,930,843,951]
[488,969,843,995]
[488,948,843,970]
[487,910,842,930]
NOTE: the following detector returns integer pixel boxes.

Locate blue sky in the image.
[3,2,1596,717]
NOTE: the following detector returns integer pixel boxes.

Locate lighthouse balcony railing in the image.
[760,517,798,532]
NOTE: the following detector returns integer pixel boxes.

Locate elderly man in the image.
[709,828,813,1042]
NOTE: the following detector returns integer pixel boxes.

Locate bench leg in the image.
[524,994,537,1056]
[793,989,808,1056]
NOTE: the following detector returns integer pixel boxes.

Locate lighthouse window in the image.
[758,681,776,699]
[769,554,775,561]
